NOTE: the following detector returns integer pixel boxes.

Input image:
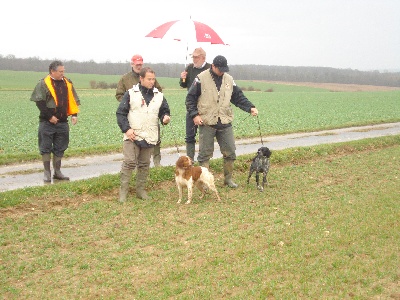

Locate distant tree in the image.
[1,55,399,87]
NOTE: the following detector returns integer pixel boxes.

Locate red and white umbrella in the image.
[145,19,226,45]
[145,18,227,66]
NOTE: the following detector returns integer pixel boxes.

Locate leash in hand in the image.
[234,113,265,146]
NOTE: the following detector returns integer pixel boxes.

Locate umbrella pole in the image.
[183,41,189,83]
[182,15,192,83]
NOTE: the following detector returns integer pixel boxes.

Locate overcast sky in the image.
[1,0,399,71]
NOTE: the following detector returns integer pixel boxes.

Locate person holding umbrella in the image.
[186,55,258,188]
[115,54,164,167]
[179,47,211,162]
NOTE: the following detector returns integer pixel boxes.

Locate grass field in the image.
[0,136,399,299]
[1,70,399,298]
[1,70,399,165]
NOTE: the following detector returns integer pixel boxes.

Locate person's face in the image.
[140,71,156,89]
[192,54,206,68]
[51,66,65,80]
[212,65,224,76]
[131,61,143,73]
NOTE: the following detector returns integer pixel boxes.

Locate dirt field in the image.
[263,81,400,92]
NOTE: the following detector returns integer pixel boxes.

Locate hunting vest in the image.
[197,71,234,125]
[125,84,163,144]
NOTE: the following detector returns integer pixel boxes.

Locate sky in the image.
[1,0,399,71]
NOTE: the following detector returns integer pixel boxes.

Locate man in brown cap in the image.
[116,54,164,167]
[179,47,211,162]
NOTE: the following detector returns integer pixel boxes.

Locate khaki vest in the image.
[197,71,234,125]
[124,84,163,144]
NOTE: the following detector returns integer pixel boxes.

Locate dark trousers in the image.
[185,112,198,144]
[38,121,69,157]
[197,125,236,163]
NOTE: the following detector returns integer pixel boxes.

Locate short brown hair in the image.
[139,67,155,78]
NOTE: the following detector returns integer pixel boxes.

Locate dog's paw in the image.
[257,185,264,192]
[185,200,191,204]
[177,199,182,204]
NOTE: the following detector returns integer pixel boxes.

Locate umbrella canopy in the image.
[145,19,226,45]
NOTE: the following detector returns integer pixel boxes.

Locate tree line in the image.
[1,54,399,87]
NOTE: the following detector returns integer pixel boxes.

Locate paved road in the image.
[1,122,399,192]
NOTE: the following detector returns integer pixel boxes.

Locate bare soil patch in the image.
[262,81,400,92]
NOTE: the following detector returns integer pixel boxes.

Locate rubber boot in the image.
[136,168,151,200]
[186,142,196,162]
[224,159,238,188]
[199,160,209,169]
[119,169,133,203]
[53,155,70,180]
[42,153,52,183]
[153,143,162,167]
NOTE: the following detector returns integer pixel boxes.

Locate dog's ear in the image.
[176,156,189,168]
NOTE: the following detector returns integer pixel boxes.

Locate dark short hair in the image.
[49,60,64,73]
[139,67,155,78]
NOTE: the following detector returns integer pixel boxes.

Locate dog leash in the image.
[256,115,265,146]
[167,120,183,156]
[233,113,265,146]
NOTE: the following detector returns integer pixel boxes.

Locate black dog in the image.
[247,146,272,192]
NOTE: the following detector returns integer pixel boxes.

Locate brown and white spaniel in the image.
[175,155,221,204]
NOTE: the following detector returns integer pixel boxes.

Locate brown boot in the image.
[224,159,238,188]
[42,154,51,183]
[135,168,151,200]
[199,160,209,169]
[53,155,69,180]
[119,169,133,203]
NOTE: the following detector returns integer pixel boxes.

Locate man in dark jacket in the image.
[31,60,81,183]
[186,55,258,188]
[179,47,211,162]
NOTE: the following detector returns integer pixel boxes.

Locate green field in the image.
[1,70,399,299]
[0,70,400,165]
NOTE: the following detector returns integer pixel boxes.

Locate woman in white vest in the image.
[116,67,171,202]
[186,55,258,188]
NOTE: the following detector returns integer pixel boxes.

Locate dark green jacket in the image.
[115,70,162,101]
[31,77,80,122]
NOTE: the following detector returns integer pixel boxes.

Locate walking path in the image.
[1,122,399,192]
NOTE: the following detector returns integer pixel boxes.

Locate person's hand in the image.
[193,115,203,126]
[71,116,78,125]
[162,115,171,125]
[125,128,135,141]
[180,71,187,79]
[49,116,59,124]
[250,107,258,116]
